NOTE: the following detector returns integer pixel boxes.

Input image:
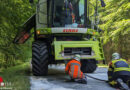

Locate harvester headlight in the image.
[37,30,40,34]
[93,32,95,35]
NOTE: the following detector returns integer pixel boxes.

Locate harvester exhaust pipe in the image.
[29,0,34,3]
[100,0,106,7]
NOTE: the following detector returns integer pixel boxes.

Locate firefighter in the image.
[108,53,130,89]
[65,54,87,84]
[63,0,74,25]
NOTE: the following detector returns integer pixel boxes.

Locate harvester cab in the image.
[14,0,106,76]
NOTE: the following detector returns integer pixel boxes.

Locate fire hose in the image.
[85,74,108,82]
[85,74,130,90]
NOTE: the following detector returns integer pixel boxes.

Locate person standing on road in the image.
[107,53,130,89]
[65,54,87,84]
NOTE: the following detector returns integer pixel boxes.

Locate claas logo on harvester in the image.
[63,29,78,33]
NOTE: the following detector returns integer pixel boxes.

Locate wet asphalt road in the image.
[30,65,116,90]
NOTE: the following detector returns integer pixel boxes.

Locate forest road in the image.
[30,65,116,90]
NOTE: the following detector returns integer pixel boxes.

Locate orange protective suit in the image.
[65,59,84,79]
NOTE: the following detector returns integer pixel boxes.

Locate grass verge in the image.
[97,64,108,68]
[0,62,31,90]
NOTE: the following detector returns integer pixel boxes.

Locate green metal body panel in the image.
[36,27,105,61]
[53,41,104,61]
[37,28,52,34]
[37,28,99,35]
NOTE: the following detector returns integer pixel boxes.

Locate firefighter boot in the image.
[75,77,87,84]
[117,78,129,90]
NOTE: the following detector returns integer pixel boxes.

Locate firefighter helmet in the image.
[73,54,81,61]
[112,53,120,60]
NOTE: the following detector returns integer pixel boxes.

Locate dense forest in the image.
[0,0,35,68]
[0,0,129,68]
[99,0,130,63]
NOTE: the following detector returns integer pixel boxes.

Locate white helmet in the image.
[112,53,120,60]
[73,54,80,61]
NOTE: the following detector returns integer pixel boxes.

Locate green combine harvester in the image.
[14,0,106,76]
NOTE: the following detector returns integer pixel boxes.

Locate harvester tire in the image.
[81,60,97,73]
[32,41,48,76]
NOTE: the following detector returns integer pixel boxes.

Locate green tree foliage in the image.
[99,0,130,62]
[0,0,35,68]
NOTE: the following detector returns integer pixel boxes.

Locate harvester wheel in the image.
[81,60,97,73]
[32,41,48,76]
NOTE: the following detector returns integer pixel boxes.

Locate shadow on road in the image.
[48,68,65,76]
[30,66,116,90]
